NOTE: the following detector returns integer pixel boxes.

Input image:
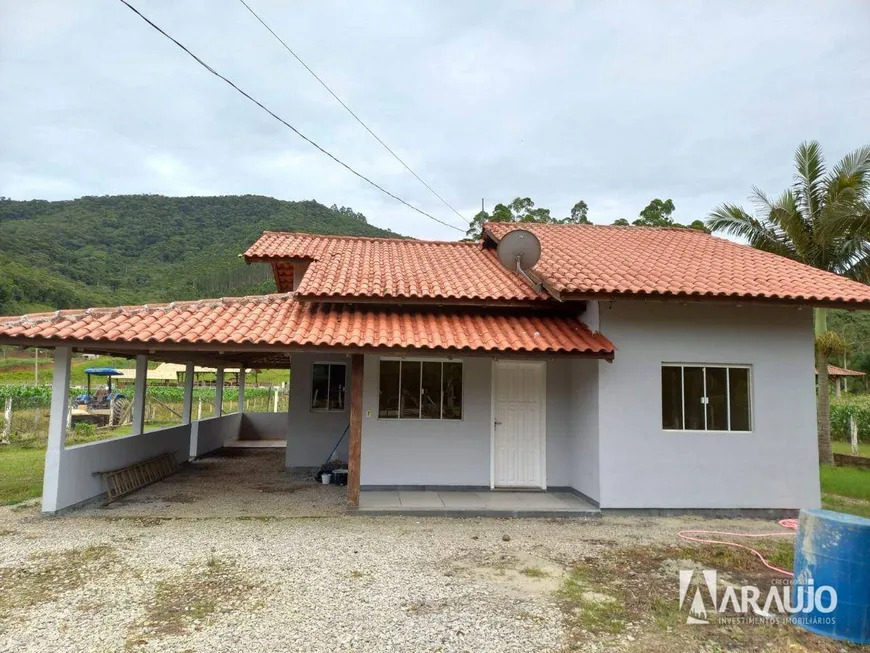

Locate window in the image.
[378,359,462,420]
[311,363,346,411]
[661,364,751,431]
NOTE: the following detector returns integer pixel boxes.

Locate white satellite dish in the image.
[496,229,544,292]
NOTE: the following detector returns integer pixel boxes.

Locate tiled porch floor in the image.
[356,490,599,517]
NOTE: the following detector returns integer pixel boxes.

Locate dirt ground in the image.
[0,450,861,652]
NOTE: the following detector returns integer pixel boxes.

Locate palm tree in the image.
[707,141,870,465]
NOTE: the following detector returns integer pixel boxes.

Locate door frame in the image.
[490,359,547,490]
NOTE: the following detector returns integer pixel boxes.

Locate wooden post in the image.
[347,354,364,507]
[1,396,11,444]
[182,362,195,424]
[851,416,859,456]
[131,355,148,435]
[272,385,279,413]
[835,377,842,397]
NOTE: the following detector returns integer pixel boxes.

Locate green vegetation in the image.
[819,465,870,502]
[520,567,549,578]
[706,141,870,466]
[0,447,43,505]
[832,440,870,457]
[830,394,870,442]
[465,196,707,240]
[0,194,399,315]
[822,493,870,519]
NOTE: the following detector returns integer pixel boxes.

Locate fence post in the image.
[850,415,859,456]
[1,397,11,444]
[197,396,202,421]
[273,386,279,413]
[108,396,115,427]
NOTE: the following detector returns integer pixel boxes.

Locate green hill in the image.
[0,194,400,315]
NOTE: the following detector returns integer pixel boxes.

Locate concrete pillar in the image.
[237,368,246,414]
[347,354,364,507]
[181,362,195,424]
[42,346,72,513]
[215,367,224,417]
[131,355,148,435]
[835,377,842,397]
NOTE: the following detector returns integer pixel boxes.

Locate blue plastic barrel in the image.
[792,508,870,644]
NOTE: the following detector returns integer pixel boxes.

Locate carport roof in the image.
[0,293,614,362]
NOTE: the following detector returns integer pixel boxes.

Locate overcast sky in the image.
[1,1,869,240]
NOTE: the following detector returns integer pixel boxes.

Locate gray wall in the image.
[570,358,600,502]
[286,352,352,467]
[191,413,242,458]
[240,412,289,440]
[596,301,820,509]
[49,423,191,513]
[546,359,574,487]
[360,355,491,486]
[359,355,575,488]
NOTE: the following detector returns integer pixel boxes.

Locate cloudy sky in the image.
[1,1,868,240]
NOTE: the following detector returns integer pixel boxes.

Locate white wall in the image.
[48,424,191,513]
[597,301,820,509]
[570,358,600,502]
[286,352,352,467]
[191,413,242,458]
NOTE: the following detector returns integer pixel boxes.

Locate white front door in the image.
[492,360,546,489]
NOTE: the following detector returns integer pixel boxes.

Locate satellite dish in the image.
[497,229,541,272]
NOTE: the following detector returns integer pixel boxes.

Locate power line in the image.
[116,0,466,234]
[237,0,469,227]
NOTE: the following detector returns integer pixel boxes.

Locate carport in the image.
[34,345,349,514]
[0,295,366,515]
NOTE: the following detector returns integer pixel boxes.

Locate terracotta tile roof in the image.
[823,365,866,378]
[485,222,870,306]
[0,294,613,357]
[243,231,543,302]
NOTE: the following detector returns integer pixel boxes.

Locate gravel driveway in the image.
[0,450,806,653]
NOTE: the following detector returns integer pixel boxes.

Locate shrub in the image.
[72,422,97,441]
[830,395,870,443]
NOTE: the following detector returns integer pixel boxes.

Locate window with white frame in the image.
[378,359,463,420]
[311,363,346,411]
[661,364,751,431]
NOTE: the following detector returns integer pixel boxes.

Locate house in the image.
[3,222,870,515]
[819,364,866,396]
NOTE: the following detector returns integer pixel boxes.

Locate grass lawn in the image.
[832,440,870,457]
[0,447,44,505]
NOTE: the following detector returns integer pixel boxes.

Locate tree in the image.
[564,201,591,225]
[465,197,575,239]
[706,141,870,465]
[609,199,709,231]
[633,198,676,226]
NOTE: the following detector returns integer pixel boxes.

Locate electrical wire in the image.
[116,0,466,234]
[238,0,469,227]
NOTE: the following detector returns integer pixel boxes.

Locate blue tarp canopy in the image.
[83,368,123,376]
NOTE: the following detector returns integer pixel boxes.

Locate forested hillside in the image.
[0,195,399,314]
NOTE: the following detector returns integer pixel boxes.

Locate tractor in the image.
[71,368,130,426]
